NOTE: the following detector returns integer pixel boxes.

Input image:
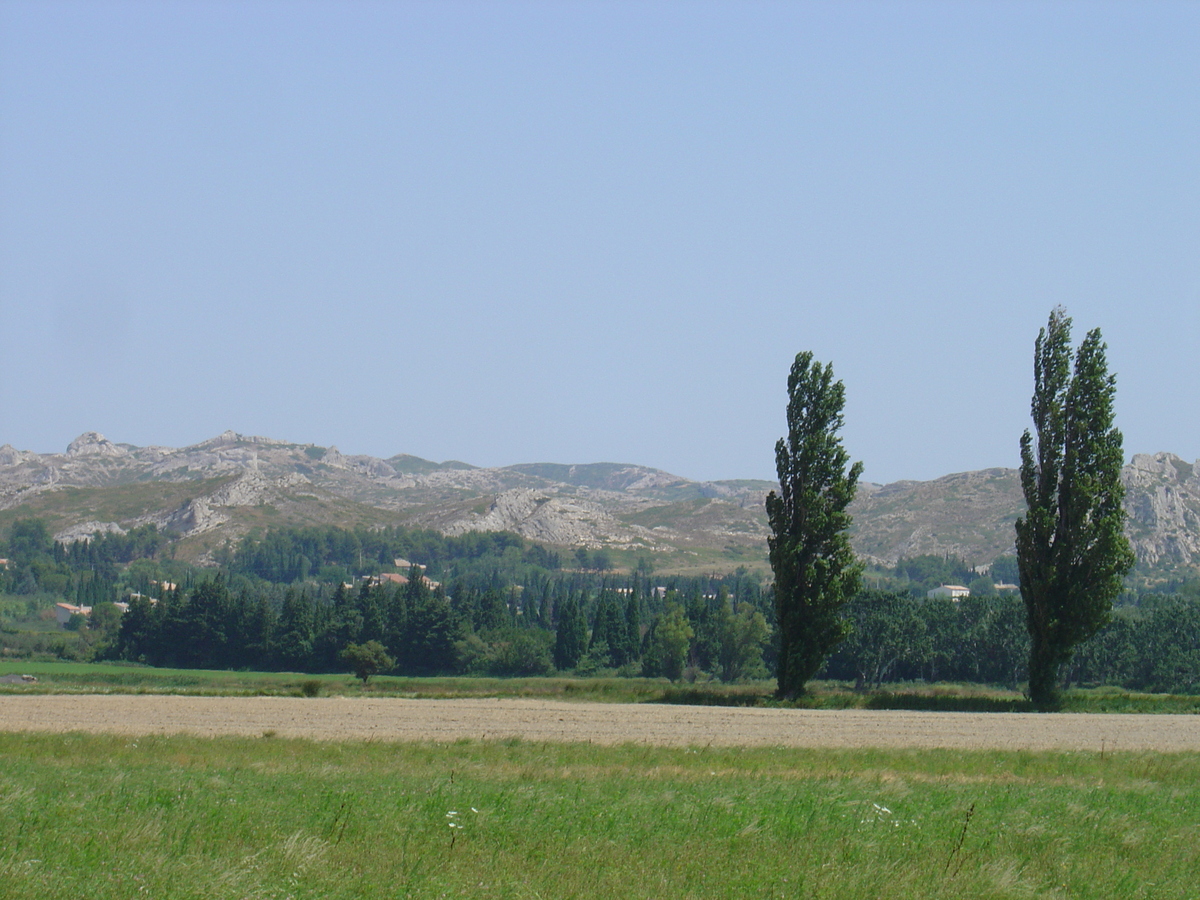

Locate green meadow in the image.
[5,659,1200,713]
[0,732,1197,899]
[2,662,1199,897]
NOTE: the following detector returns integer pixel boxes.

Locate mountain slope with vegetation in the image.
[2,431,1198,578]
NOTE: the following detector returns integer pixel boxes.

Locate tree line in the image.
[98,566,1200,694]
[825,589,1200,695]
[104,569,775,681]
[4,510,1198,692]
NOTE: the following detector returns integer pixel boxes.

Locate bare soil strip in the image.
[3,696,1200,751]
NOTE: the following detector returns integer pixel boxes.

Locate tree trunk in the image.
[1028,631,1059,707]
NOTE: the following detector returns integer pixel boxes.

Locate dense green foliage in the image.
[821,590,1200,696]
[2,732,1198,899]
[870,553,978,593]
[1016,309,1136,705]
[217,523,559,584]
[2,517,777,681]
[0,519,164,604]
[766,352,863,697]
[101,571,778,682]
[4,514,1199,696]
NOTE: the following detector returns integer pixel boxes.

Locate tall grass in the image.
[0,733,1196,899]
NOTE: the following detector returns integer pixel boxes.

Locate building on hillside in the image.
[365,572,442,590]
[55,603,91,626]
[926,584,971,601]
[55,600,133,628]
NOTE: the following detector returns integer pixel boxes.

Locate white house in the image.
[926,584,971,600]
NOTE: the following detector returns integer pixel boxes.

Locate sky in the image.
[1,1,1196,485]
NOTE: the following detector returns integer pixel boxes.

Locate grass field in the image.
[3,662,1198,897]
[4,659,1200,713]
[0,732,1196,899]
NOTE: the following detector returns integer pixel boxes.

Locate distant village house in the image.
[55,602,91,626]
[926,584,971,600]
[55,599,135,628]
[365,571,441,590]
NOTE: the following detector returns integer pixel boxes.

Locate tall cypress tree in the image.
[276,588,316,671]
[766,351,862,698]
[398,580,459,675]
[1015,308,1135,706]
[553,593,588,671]
[589,590,627,665]
[623,591,642,666]
[114,593,158,664]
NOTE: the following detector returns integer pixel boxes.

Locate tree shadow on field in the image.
[864,692,1039,713]
[644,684,1042,712]
[648,686,767,707]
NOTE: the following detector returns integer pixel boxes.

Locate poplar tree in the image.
[1015,308,1135,706]
[766,351,862,698]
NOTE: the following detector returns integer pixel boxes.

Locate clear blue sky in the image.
[1,1,1196,484]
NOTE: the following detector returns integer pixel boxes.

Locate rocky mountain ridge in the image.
[2,431,1198,577]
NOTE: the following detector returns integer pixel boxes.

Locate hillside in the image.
[2,431,1198,578]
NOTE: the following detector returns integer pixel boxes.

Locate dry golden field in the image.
[4,695,1200,751]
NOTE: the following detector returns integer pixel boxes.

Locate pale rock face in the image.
[207,470,308,507]
[623,470,684,491]
[321,447,396,478]
[1122,453,1200,568]
[66,432,128,457]
[147,496,228,537]
[443,488,655,549]
[3,428,1200,575]
[344,455,397,479]
[191,430,288,451]
[0,445,31,467]
[53,521,127,544]
[130,469,312,537]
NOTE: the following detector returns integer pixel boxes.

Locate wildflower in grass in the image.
[862,802,897,824]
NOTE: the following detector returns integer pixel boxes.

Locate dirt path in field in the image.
[2,695,1199,751]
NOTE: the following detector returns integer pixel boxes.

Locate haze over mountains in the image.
[1,431,1198,579]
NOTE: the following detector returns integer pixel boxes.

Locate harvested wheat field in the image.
[3,695,1200,750]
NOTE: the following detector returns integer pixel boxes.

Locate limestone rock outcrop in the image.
[65,432,128,457]
[1122,453,1200,569]
[52,521,127,544]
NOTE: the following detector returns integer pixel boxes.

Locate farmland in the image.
[2,666,1198,898]
[4,694,1200,752]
